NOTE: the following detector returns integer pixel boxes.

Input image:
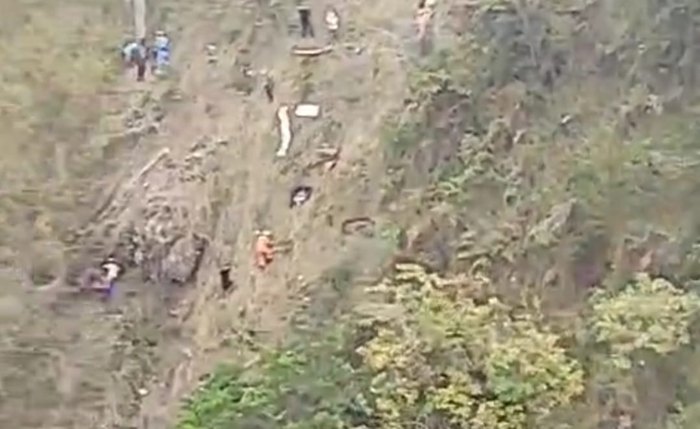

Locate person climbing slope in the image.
[122,38,148,81]
[79,257,122,300]
[254,230,275,270]
[152,30,171,76]
[101,257,123,299]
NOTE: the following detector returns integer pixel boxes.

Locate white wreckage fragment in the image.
[276,105,292,157]
[206,43,218,63]
[294,103,320,118]
[291,44,334,56]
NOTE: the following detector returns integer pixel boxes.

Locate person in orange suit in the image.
[255,230,275,270]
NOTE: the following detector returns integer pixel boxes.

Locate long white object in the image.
[276,106,292,157]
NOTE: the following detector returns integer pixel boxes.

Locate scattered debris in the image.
[291,44,334,56]
[206,44,218,63]
[276,105,293,157]
[341,217,376,237]
[290,185,313,207]
[343,43,364,55]
[294,103,321,118]
[306,145,340,172]
[560,114,573,127]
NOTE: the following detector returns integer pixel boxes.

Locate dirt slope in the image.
[133,1,414,425]
[1,0,422,428]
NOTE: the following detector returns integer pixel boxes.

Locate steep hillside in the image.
[4,1,700,429]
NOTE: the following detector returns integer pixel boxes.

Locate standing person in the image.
[324,6,340,40]
[152,30,171,76]
[261,69,275,103]
[135,38,148,81]
[297,2,315,38]
[122,39,147,81]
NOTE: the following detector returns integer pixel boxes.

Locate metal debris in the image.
[206,44,218,63]
[290,185,313,207]
[291,44,334,56]
[294,103,321,118]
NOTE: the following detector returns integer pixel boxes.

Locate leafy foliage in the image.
[590,273,700,369]
[359,263,584,429]
[177,327,371,429]
[181,1,700,428]
[179,265,585,429]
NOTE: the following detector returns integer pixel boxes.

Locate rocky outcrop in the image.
[73,133,226,286]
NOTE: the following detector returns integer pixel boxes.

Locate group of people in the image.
[252,1,434,272]
[108,1,438,291]
[122,30,171,81]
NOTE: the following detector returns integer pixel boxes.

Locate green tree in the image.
[177,327,371,429]
[358,264,584,429]
[589,273,700,369]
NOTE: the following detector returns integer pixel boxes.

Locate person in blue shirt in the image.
[152,30,171,76]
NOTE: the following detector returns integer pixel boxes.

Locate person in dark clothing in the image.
[219,265,234,292]
[297,5,315,38]
[261,70,274,102]
[136,38,147,81]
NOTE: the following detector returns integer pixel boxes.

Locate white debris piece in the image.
[294,103,320,118]
[206,44,218,63]
[276,105,292,157]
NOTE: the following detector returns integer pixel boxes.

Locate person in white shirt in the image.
[100,257,122,298]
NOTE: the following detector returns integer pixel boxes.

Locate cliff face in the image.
[1,0,409,427]
[4,1,700,428]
